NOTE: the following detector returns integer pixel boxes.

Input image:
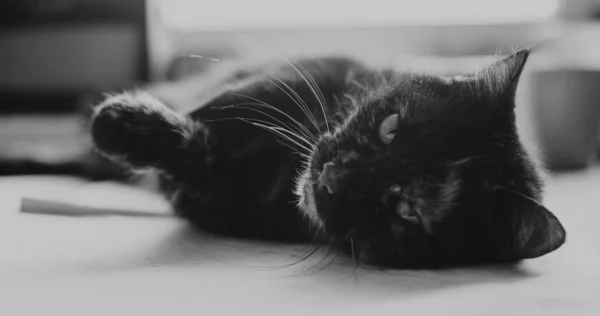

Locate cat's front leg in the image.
[91,91,210,174]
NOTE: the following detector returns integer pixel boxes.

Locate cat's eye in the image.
[378,114,398,145]
[396,201,420,224]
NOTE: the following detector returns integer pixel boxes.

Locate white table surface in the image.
[1,167,599,316]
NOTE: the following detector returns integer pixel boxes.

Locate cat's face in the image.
[295,50,566,268]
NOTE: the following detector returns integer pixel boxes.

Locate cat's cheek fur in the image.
[294,167,322,224]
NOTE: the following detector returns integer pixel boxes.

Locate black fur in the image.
[90,51,566,269]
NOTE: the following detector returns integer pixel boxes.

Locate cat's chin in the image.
[294,170,322,225]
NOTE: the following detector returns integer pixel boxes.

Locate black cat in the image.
[91,49,566,269]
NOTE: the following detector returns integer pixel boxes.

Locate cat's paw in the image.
[91,91,198,169]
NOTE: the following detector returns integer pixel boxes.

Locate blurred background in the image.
[2,3,599,314]
[1,0,600,179]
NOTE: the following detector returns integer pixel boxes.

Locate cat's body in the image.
[91,51,566,269]
[96,57,379,242]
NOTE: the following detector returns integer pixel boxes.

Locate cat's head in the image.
[295,49,566,268]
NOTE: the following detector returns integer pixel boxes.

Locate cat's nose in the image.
[317,162,344,195]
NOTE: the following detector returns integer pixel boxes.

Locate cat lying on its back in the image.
[90,49,566,269]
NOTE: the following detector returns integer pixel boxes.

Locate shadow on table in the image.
[83,223,538,299]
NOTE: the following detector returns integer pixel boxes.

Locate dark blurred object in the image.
[0,92,83,114]
[558,0,600,21]
[0,0,147,114]
[0,0,146,178]
[0,0,145,28]
[0,49,215,179]
[0,109,129,180]
[0,151,129,181]
[524,15,600,171]
[530,69,600,170]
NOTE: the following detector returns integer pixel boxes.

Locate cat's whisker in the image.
[296,245,336,275]
[296,63,331,133]
[281,222,325,266]
[234,112,314,150]
[273,53,331,134]
[224,104,314,148]
[216,30,327,132]
[204,114,303,143]
[350,237,357,265]
[226,94,318,143]
[280,244,325,268]
[297,62,327,105]
[227,92,316,140]
[350,237,359,282]
[313,248,343,273]
[202,116,312,154]
[238,69,321,133]
[280,227,336,274]
[268,76,321,133]
[187,52,320,133]
[239,118,313,154]
[276,140,311,161]
[275,139,309,157]
[285,148,311,160]
[251,125,311,154]
[188,55,221,63]
[191,30,323,134]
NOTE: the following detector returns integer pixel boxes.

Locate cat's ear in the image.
[91,91,202,170]
[494,187,566,259]
[476,48,530,99]
[449,48,530,100]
